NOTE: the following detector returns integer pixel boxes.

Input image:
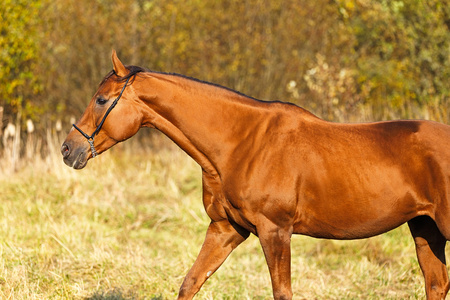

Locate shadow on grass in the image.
[85,288,163,300]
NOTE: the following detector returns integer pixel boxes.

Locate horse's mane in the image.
[99,65,259,102]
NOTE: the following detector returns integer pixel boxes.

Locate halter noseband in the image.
[72,77,130,158]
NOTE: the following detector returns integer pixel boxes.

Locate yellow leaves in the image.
[0,0,41,117]
[338,0,356,18]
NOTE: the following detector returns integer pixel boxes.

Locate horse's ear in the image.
[111,50,128,77]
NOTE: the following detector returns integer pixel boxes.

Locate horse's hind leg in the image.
[408,216,449,300]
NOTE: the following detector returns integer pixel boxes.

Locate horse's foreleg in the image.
[408,216,449,300]
[258,225,293,300]
[177,219,249,300]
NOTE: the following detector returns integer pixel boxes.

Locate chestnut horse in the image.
[62,51,450,299]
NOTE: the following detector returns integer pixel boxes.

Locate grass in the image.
[0,135,446,299]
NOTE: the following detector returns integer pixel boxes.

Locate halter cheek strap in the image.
[72,77,130,158]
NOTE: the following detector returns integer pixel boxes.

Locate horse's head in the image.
[61,50,144,169]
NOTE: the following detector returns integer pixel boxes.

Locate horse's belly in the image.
[293,212,410,239]
[293,190,423,239]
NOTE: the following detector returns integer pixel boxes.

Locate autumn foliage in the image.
[1,0,449,139]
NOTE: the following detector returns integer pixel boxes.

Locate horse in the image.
[61,50,450,300]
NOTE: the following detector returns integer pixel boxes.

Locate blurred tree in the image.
[0,0,42,124]
[2,0,449,135]
[338,0,450,120]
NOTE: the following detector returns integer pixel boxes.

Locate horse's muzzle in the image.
[61,142,89,169]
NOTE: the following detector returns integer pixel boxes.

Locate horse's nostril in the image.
[61,143,70,158]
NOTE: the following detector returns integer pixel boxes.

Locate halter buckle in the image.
[87,138,98,158]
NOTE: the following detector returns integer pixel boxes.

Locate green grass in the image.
[0,141,445,299]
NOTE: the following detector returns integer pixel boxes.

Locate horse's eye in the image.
[96,97,108,105]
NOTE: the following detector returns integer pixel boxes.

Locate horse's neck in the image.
[138,73,268,176]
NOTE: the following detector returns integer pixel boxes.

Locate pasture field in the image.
[0,134,445,299]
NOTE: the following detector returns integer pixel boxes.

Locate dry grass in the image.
[0,134,447,299]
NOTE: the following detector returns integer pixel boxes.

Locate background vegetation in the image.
[1,0,449,133]
[0,0,449,299]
